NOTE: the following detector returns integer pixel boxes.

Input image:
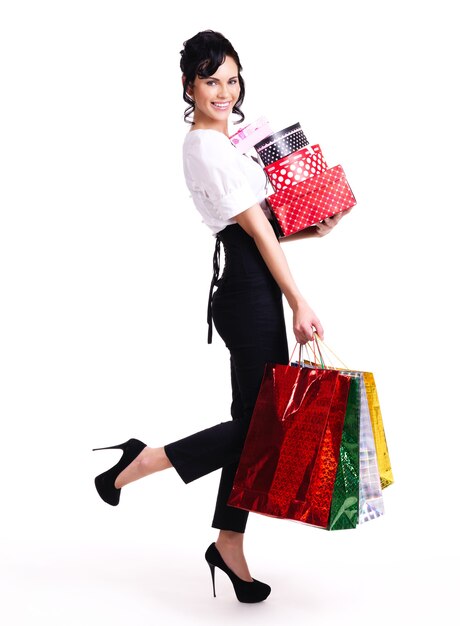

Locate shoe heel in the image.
[92,438,139,453]
[92,438,147,506]
[204,543,271,603]
[208,562,216,598]
[92,444,124,452]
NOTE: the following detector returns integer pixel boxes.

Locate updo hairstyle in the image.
[180,30,246,124]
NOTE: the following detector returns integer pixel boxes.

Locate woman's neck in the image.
[191,112,229,136]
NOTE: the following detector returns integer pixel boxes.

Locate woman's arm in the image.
[234,204,324,344]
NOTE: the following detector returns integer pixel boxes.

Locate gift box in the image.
[264,145,328,191]
[254,122,309,165]
[267,164,357,236]
[229,116,273,153]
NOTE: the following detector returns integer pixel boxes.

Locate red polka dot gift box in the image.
[267,165,356,237]
[264,144,328,191]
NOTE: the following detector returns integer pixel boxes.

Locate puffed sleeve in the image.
[183,131,259,220]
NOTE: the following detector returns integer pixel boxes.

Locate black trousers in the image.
[164,224,289,533]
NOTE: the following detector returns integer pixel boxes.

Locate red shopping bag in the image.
[228,363,351,528]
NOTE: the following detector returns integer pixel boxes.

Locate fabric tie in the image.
[207,235,222,344]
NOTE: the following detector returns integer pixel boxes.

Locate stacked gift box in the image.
[229,119,356,237]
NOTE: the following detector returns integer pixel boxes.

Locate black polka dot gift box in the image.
[264,145,328,192]
[267,165,356,237]
[254,123,309,166]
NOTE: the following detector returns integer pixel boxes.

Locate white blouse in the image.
[183,129,271,235]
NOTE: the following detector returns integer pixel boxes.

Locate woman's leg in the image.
[209,283,289,580]
[211,358,249,533]
[110,288,288,580]
[109,418,247,492]
[114,446,172,488]
[211,359,251,580]
[215,530,252,582]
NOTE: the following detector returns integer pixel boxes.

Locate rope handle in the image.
[288,340,325,369]
[290,335,350,371]
[313,334,349,369]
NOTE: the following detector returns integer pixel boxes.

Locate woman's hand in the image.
[281,209,351,242]
[292,299,324,344]
[314,209,351,237]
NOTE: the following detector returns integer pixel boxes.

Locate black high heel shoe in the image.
[92,438,147,506]
[205,543,271,603]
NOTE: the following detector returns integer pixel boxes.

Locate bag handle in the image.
[289,340,325,369]
[291,335,350,370]
[288,343,303,367]
[313,334,349,370]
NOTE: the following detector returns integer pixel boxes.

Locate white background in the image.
[1,0,459,624]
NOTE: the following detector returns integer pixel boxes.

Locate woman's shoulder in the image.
[183,129,234,157]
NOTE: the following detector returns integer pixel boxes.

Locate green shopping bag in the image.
[328,375,360,530]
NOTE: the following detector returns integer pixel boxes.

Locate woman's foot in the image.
[93,440,172,506]
[215,530,252,582]
[114,447,172,488]
[205,540,271,602]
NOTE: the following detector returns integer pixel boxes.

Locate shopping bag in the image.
[301,337,392,527]
[357,374,385,523]
[228,363,351,529]
[327,373,385,529]
[363,372,394,489]
[328,375,361,530]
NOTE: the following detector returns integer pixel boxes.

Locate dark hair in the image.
[180,30,246,125]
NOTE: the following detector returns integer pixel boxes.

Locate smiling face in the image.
[188,56,241,134]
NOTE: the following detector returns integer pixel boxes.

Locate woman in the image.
[93,30,347,603]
